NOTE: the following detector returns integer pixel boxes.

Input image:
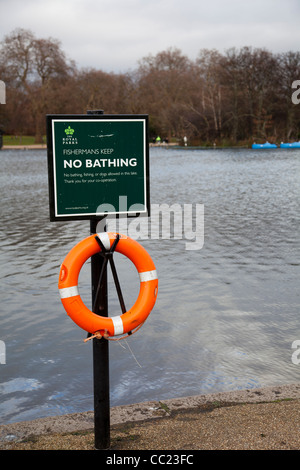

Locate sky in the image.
[0,0,299,73]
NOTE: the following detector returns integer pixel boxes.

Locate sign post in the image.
[47,112,150,449]
[90,215,110,449]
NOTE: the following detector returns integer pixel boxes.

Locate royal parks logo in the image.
[62,125,78,145]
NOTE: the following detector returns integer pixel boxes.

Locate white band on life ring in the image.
[111,316,124,335]
[97,232,111,250]
[59,285,79,299]
[139,270,158,282]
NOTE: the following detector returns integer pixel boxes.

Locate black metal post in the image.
[90,217,110,450]
[88,109,110,450]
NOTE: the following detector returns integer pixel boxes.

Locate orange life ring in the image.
[58,232,158,337]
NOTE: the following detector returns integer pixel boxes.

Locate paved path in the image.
[0,383,299,450]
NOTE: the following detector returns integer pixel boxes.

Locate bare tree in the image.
[195,49,224,140]
[1,29,300,145]
[275,51,300,140]
[0,28,75,141]
[0,28,35,88]
[136,48,195,140]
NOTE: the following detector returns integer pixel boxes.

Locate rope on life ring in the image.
[58,232,158,338]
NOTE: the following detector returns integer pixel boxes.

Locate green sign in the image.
[47,114,150,221]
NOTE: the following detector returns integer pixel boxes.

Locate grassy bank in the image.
[3,135,46,146]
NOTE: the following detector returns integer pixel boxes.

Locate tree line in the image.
[1,28,300,145]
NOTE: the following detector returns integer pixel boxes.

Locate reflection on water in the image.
[0,147,299,424]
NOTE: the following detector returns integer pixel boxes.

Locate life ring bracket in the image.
[92,233,126,317]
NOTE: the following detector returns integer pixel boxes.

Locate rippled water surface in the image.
[0,147,299,424]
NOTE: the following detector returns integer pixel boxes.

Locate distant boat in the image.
[280,141,300,148]
[252,142,277,149]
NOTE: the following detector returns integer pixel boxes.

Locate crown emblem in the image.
[65,126,74,135]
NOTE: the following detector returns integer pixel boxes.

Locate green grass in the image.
[3,135,46,145]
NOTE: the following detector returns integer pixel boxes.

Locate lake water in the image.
[0,146,299,425]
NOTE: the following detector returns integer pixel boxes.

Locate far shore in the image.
[1,143,251,150]
[1,144,47,150]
